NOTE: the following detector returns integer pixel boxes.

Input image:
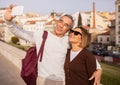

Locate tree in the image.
[77,13,82,27]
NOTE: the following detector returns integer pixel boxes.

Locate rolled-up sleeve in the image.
[5,20,35,44]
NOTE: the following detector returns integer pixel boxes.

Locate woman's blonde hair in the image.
[74,27,91,48]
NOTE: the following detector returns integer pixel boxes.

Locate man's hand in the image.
[4,4,16,21]
[89,69,102,85]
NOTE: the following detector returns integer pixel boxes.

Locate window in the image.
[118,21,120,24]
[100,37,102,41]
[118,5,120,12]
[107,37,109,42]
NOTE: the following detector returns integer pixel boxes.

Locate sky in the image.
[0,0,116,15]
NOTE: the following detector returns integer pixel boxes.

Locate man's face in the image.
[54,16,73,37]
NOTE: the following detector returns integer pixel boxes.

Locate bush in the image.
[11,36,19,44]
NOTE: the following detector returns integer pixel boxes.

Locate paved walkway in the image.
[0,53,26,85]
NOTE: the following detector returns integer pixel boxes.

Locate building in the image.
[0,8,6,40]
[115,0,120,45]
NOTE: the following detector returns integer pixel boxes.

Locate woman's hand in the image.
[89,69,102,85]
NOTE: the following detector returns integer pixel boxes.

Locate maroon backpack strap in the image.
[37,31,48,62]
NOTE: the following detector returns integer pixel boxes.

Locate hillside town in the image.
[0,1,120,64]
[0,0,120,85]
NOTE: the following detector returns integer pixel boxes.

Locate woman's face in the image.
[69,28,82,45]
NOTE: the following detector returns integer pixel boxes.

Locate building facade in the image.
[116,0,120,45]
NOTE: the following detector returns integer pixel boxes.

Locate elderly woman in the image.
[64,27,97,85]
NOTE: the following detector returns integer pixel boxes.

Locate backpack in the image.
[21,31,48,85]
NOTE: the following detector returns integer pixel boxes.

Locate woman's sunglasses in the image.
[69,29,82,36]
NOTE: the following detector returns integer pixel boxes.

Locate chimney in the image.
[92,2,96,28]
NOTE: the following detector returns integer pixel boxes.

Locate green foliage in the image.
[77,13,82,27]
[7,42,31,51]
[100,62,120,85]
[11,36,19,44]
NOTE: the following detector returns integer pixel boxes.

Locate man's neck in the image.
[51,31,64,37]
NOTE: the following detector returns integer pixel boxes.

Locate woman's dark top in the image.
[64,48,96,85]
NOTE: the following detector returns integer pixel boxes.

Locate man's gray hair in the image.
[60,14,74,28]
